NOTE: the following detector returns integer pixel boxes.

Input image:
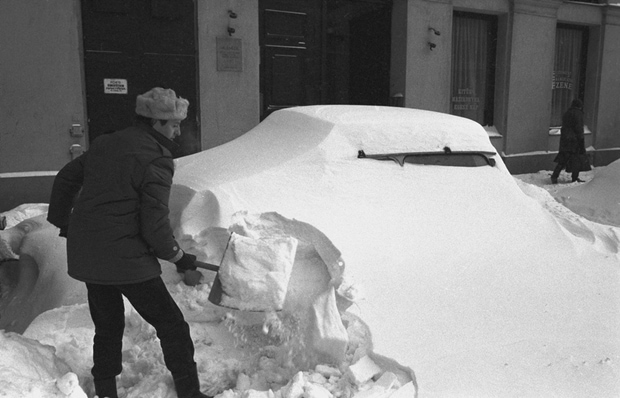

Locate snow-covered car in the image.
[171,106,620,397]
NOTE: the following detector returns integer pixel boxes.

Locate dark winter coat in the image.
[554,104,585,164]
[48,121,184,284]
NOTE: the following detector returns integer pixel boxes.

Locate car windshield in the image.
[358,147,496,167]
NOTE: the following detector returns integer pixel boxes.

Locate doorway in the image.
[259,0,392,119]
[80,0,200,156]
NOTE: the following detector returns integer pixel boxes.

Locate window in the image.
[357,148,497,168]
[551,24,588,127]
[450,12,498,126]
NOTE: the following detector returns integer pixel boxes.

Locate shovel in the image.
[192,260,229,309]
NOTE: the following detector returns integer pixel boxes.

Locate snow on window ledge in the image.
[484,125,502,138]
[549,125,592,136]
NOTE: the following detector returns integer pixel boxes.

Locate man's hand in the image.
[175,252,197,271]
[174,252,203,286]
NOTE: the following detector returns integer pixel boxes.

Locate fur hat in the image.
[135,87,189,120]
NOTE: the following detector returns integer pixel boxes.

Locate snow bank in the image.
[553,158,620,227]
[0,214,86,333]
[0,330,86,397]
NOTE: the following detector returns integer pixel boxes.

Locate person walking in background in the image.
[47,88,210,398]
[551,99,588,184]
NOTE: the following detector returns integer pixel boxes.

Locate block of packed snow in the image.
[305,383,333,398]
[56,372,88,398]
[352,372,399,398]
[315,364,342,378]
[311,286,348,363]
[236,373,252,392]
[346,355,382,385]
[0,330,85,397]
[242,389,276,398]
[283,372,305,398]
[385,381,415,398]
[352,386,387,398]
[374,372,398,390]
[218,232,298,311]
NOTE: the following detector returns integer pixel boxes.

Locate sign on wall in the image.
[216,37,243,72]
[552,71,573,90]
[104,79,128,94]
[452,88,480,111]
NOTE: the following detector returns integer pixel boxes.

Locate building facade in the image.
[393,0,620,172]
[1,0,619,210]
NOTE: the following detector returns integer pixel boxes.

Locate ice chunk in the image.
[242,389,276,398]
[315,365,342,378]
[304,383,332,398]
[236,373,252,392]
[346,355,382,386]
[374,372,398,390]
[56,372,87,398]
[283,372,305,398]
[351,373,398,398]
[385,381,415,398]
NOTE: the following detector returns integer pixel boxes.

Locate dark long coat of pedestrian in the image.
[551,99,588,183]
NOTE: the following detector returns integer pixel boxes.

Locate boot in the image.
[173,367,212,398]
[94,377,118,398]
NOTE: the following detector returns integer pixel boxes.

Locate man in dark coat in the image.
[48,87,210,398]
[551,99,587,184]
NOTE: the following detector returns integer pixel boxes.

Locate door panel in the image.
[268,52,305,108]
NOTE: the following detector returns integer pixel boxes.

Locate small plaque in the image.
[216,37,242,72]
[104,79,128,94]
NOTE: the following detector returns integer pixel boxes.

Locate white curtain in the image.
[451,15,490,125]
[551,26,584,126]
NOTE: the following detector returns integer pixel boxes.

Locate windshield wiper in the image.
[357,146,497,167]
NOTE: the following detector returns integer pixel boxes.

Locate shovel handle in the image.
[194,261,220,273]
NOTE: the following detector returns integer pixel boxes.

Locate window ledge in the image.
[484,125,502,138]
[549,125,592,136]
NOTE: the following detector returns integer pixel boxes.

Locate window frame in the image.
[550,23,589,128]
[450,11,498,127]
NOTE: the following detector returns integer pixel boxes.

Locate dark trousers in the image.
[86,277,196,381]
[551,161,579,181]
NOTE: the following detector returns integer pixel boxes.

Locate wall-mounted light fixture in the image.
[428,27,441,36]
[227,9,238,36]
[427,26,440,51]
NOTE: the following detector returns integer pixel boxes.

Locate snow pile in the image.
[552,158,620,227]
[0,330,86,397]
[0,206,413,397]
[0,207,50,260]
[0,203,49,228]
[18,278,412,398]
[0,214,86,333]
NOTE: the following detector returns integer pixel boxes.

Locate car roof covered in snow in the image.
[176,105,499,188]
[280,105,496,154]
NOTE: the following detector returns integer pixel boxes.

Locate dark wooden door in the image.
[259,0,392,119]
[259,0,323,118]
[80,0,199,156]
